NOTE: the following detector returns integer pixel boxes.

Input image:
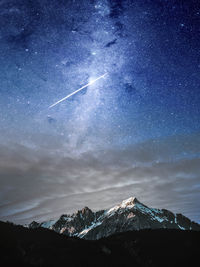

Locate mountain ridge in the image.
[29,197,200,239]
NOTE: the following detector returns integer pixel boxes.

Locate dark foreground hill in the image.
[1,220,200,267]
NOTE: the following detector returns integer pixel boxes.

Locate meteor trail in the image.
[49,73,107,108]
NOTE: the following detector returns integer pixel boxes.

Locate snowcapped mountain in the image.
[29,197,200,240]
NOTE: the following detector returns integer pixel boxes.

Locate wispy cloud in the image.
[0,133,200,224]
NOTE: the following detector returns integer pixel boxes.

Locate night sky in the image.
[0,0,200,224]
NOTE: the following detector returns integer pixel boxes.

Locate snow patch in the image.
[121,197,137,208]
[106,197,137,216]
[62,216,73,222]
[78,221,102,237]
[178,225,185,230]
[134,203,167,223]
[41,220,56,229]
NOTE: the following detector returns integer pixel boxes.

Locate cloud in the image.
[0,133,200,224]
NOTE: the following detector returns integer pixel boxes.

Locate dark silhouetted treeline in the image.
[0,220,199,267]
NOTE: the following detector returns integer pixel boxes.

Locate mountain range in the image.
[29,197,200,239]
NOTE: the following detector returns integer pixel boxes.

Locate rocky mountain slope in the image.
[29,197,200,239]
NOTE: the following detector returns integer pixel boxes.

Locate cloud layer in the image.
[0,132,199,224]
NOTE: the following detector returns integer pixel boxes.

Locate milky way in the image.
[49,73,107,108]
[0,0,200,224]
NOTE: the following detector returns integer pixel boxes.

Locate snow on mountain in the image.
[40,220,56,229]
[29,197,200,240]
[77,221,102,238]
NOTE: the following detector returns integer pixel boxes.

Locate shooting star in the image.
[49,73,107,108]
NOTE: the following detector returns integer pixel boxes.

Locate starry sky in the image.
[0,0,200,224]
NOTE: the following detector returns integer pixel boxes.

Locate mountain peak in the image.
[106,197,140,215]
[120,197,139,207]
[81,206,93,214]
